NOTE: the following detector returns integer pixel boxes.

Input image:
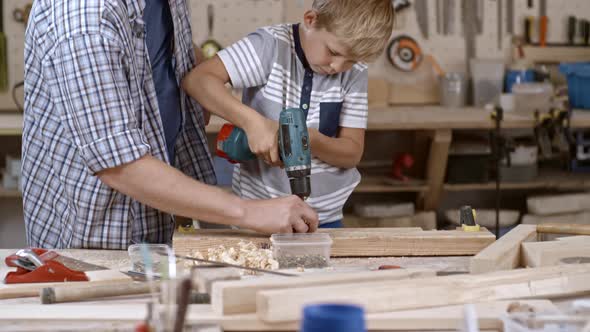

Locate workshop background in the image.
[1,0,590,247]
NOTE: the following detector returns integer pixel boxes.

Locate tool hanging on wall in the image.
[506,0,514,35]
[13,3,32,26]
[414,0,429,39]
[568,16,577,45]
[497,0,503,50]
[462,0,478,62]
[0,0,8,92]
[200,4,222,59]
[443,0,456,35]
[387,35,423,72]
[475,0,484,35]
[392,0,411,30]
[539,0,548,47]
[436,0,443,35]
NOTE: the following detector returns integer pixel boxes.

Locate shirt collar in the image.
[292,23,311,70]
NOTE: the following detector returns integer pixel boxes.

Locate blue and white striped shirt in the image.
[217,24,368,224]
[23,0,215,249]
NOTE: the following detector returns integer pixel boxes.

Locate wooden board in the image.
[211,268,435,315]
[522,240,590,267]
[0,301,558,331]
[256,263,590,322]
[0,270,132,300]
[174,228,495,257]
[470,225,537,274]
[527,193,590,216]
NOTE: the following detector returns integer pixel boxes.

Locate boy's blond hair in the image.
[312,0,395,62]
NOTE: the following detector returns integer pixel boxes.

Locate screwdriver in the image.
[582,20,590,46]
[524,17,534,44]
[539,0,548,47]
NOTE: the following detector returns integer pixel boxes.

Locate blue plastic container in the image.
[559,62,590,110]
[301,304,366,332]
[504,69,535,92]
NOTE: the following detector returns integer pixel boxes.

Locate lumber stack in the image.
[174,227,495,257]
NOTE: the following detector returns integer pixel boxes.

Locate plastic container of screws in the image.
[271,233,333,269]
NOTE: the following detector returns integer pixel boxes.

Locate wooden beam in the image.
[537,223,590,236]
[0,270,132,300]
[418,129,452,210]
[211,268,435,315]
[522,240,590,267]
[174,228,495,257]
[469,225,537,274]
[256,263,590,322]
[527,193,590,216]
[0,301,558,331]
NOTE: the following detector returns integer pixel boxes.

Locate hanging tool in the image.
[414,0,429,39]
[0,0,8,92]
[524,16,534,44]
[13,3,32,26]
[527,0,533,9]
[568,16,577,45]
[443,0,456,35]
[539,0,548,47]
[497,0,503,50]
[201,4,222,59]
[216,108,312,200]
[387,35,423,72]
[581,20,590,46]
[436,0,443,34]
[506,0,514,35]
[462,0,478,62]
[475,0,484,35]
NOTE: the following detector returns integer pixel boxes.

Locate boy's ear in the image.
[302,10,318,29]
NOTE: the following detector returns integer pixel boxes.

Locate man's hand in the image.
[244,117,281,167]
[240,196,318,234]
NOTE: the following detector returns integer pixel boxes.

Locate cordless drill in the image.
[216,108,312,200]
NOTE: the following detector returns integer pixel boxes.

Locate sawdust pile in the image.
[187,241,278,274]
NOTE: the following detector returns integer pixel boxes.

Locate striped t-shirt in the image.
[217,23,368,224]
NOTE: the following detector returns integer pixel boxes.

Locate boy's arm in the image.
[182,56,281,166]
[309,127,365,169]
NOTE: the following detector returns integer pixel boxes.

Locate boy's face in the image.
[299,11,357,75]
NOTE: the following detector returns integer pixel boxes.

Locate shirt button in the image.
[302,104,308,110]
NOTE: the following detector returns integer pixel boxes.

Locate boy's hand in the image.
[245,117,281,167]
[240,196,319,234]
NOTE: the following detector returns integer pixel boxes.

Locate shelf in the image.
[355,175,428,193]
[5,108,590,137]
[0,187,21,198]
[522,46,590,63]
[444,170,590,192]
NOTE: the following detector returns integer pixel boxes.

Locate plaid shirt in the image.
[22,0,215,249]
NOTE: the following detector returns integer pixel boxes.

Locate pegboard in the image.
[189,0,284,48]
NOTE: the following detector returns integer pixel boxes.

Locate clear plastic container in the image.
[502,313,590,332]
[128,243,172,276]
[470,59,505,107]
[271,233,332,269]
[512,82,554,116]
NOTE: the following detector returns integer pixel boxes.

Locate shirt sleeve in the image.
[49,34,150,174]
[217,28,276,89]
[339,63,369,129]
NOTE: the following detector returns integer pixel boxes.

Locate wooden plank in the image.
[469,225,537,274]
[418,129,451,210]
[256,263,590,322]
[522,46,590,63]
[527,193,590,216]
[0,270,132,300]
[522,212,590,226]
[537,223,590,236]
[522,240,590,267]
[211,268,435,315]
[174,228,495,257]
[343,212,437,230]
[0,301,558,331]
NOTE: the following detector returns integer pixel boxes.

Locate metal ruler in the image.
[414,0,429,39]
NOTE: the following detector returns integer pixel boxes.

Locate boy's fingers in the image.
[292,219,309,233]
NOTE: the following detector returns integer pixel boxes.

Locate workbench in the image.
[1,248,588,332]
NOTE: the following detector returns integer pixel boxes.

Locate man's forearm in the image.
[97,155,245,226]
[309,129,364,169]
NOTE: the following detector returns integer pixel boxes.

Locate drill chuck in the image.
[287,169,311,200]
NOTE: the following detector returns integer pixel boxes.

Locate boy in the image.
[183,0,394,227]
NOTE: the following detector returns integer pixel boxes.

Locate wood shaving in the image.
[186,241,279,275]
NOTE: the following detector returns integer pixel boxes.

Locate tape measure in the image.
[386,35,423,72]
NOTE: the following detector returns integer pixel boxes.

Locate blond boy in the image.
[183,0,395,227]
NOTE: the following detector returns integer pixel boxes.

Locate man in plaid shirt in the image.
[23,0,318,249]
